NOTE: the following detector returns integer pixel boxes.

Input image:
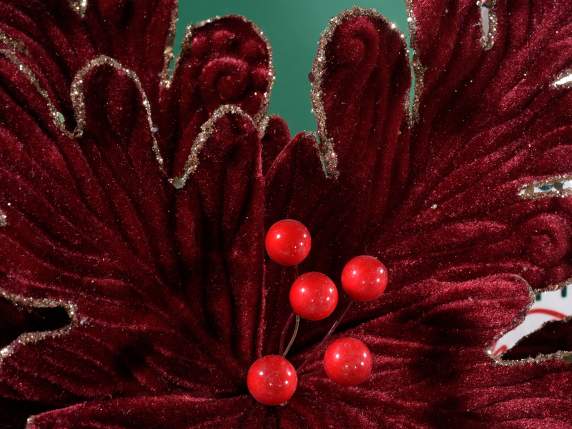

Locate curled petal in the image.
[311,7,411,193]
[160,16,273,178]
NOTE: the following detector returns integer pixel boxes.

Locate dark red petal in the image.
[27,396,257,429]
[375,0,572,290]
[175,108,264,365]
[310,7,411,211]
[159,16,273,178]
[0,0,177,100]
[262,133,330,354]
[295,275,531,365]
[288,276,572,426]
[262,9,412,354]
[408,0,572,181]
[261,115,290,174]
[0,40,241,403]
[84,0,178,98]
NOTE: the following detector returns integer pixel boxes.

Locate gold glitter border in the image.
[0,30,28,54]
[1,50,262,191]
[1,50,171,178]
[169,104,257,189]
[68,0,88,18]
[257,114,271,139]
[405,0,423,124]
[0,289,79,365]
[0,48,71,136]
[161,15,275,131]
[311,7,408,179]
[69,55,163,155]
[159,1,180,86]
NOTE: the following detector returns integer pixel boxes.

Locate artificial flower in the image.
[0,0,572,427]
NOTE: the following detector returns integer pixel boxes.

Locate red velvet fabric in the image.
[0,0,571,427]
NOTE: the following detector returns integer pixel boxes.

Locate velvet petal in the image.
[377,0,572,290]
[261,115,290,174]
[159,16,273,178]
[27,396,256,429]
[175,109,264,366]
[264,8,411,315]
[290,275,572,426]
[263,7,413,349]
[311,7,411,211]
[0,45,240,405]
[0,0,177,101]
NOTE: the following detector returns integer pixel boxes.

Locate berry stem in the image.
[298,301,353,372]
[279,265,301,355]
[282,315,300,357]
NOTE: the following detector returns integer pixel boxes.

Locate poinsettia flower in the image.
[1,0,572,427]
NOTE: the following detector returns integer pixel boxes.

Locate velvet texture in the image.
[0,0,572,427]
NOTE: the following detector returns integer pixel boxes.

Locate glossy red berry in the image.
[341,255,388,302]
[265,219,311,266]
[247,355,298,406]
[289,272,338,321]
[323,337,372,386]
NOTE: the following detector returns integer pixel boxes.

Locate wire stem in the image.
[298,301,353,371]
[282,315,300,357]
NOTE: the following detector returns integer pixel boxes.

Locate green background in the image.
[175,1,409,133]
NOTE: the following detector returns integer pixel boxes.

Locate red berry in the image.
[289,272,338,321]
[265,219,311,266]
[341,255,388,302]
[323,337,372,386]
[247,355,298,405]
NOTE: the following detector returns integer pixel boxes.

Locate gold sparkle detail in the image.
[311,8,408,179]
[69,56,162,160]
[0,48,70,136]
[405,0,423,124]
[161,15,275,133]
[160,3,179,86]
[169,104,256,189]
[0,30,28,54]
[0,289,79,365]
[68,0,88,17]
[257,115,271,139]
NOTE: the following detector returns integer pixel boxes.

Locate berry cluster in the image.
[247,219,388,406]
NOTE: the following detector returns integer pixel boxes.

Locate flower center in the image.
[246,219,389,406]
